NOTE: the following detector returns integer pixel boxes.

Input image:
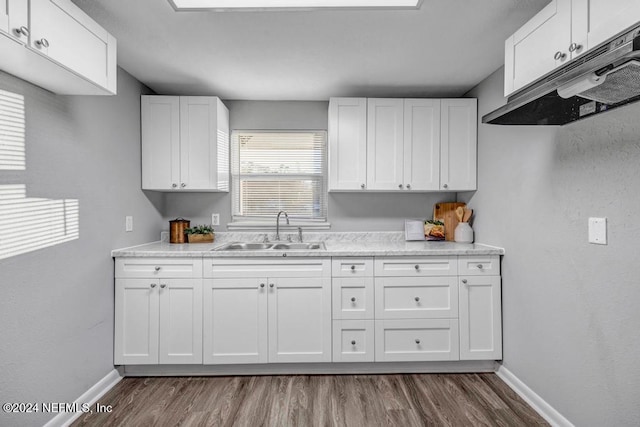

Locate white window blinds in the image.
[231,131,327,222]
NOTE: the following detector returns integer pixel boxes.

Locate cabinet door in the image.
[440,99,477,191]
[367,98,404,191]
[268,277,332,363]
[504,0,571,96]
[29,0,116,90]
[141,96,180,190]
[328,98,368,190]
[459,276,502,360]
[1,0,29,44]
[158,279,202,364]
[114,279,160,365]
[572,0,640,52]
[179,97,219,191]
[203,278,268,364]
[403,99,440,191]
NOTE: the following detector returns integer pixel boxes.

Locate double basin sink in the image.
[215,242,325,251]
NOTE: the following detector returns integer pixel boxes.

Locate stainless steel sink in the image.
[215,242,325,251]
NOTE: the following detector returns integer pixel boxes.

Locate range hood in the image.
[483,22,640,126]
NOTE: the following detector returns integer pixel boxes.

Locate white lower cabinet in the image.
[114,278,203,365]
[374,319,459,362]
[203,258,332,364]
[332,320,375,362]
[459,275,502,360]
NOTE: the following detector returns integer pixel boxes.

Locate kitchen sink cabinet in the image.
[141,95,230,192]
[203,258,332,364]
[0,0,117,95]
[504,0,640,96]
[328,97,476,192]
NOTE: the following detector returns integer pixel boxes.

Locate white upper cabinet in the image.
[440,99,477,191]
[505,0,640,97]
[328,97,368,190]
[367,98,404,190]
[0,0,117,95]
[403,99,441,191]
[329,97,475,192]
[141,96,230,192]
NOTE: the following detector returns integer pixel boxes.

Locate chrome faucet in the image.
[275,211,289,241]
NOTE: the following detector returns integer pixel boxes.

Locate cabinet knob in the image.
[414,296,420,302]
[260,283,265,288]
[14,26,29,37]
[160,283,166,289]
[443,184,448,189]
[35,38,50,48]
[351,340,356,345]
[568,43,582,52]
[180,183,186,188]
[361,184,365,189]
[154,266,161,271]
[398,184,403,189]
[477,264,483,269]
[406,184,411,189]
[414,265,419,270]
[172,183,177,188]
[554,51,567,60]
[350,265,356,271]
[150,283,157,288]
[269,283,275,288]
[415,339,421,344]
[462,279,468,284]
[351,297,356,302]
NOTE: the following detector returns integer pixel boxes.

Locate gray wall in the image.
[162,100,449,231]
[460,68,640,426]
[0,69,163,426]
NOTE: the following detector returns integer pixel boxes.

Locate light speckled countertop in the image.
[112,232,504,258]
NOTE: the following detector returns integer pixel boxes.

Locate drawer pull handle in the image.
[260,283,265,288]
[477,264,483,269]
[154,266,161,271]
[462,279,468,284]
[554,51,567,60]
[415,339,421,344]
[351,297,356,302]
[414,265,419,270]
[160,283,166,289]
[150,283,156,288]
[414,296,420,302]
[351,340,356,345]
[269,283,275,288]
[35,38,50,48]
[350,265,356,271]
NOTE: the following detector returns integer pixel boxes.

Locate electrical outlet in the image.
[211,213,220,226]
[588,217,607,245]
[125,216,133,232]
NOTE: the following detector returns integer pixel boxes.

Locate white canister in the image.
[454,222,474,243]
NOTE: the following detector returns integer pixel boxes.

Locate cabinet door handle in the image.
[351,297,356,302]
[14,26,30,37]
[269,283,275,288]
[160,283,166,289]
[350,265,356,271]
[414,265,420,271]
[568,43,582,52]
[477,264,483,269]
[414,296,420,302]
[260,283,265,288]
[35,38,50,48]
[172,183,177,188]
[398,184,403,189]
[351,340,356,345]
[154,266,161,271]
[180,183,186,188]
[462,279,468,284]
[415,339,421,344]
[554,51,567,60]
[150,283,157,288]
[361,183,366,189]
[406,184,411,189]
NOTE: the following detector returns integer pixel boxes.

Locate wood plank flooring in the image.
[71,374,549,426]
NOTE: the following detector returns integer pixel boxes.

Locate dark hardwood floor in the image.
[71,374,549,426]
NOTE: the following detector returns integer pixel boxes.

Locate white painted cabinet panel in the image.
[268,277,332,363]
[141,96,229,192]
[332,277,375,320]
[0,0,29,45]
[440,99,477,191]
[374,319,459,362]
[158,279,203,364]
[403,99,440,191]
[332,320,375,362]
[203,278,268,364]
[459,276,502,360]
[572,0,640,51]
[374,257,457,277]
[366,98,404,190]
[328,97,368,190]
[114,279,160,365]
[375,276,459,320]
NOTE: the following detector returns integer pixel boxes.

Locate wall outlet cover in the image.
[125,216,133,232]
[588,217,607,245]
[211,213,220,226]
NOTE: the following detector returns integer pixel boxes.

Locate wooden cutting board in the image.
[433,202,466,241]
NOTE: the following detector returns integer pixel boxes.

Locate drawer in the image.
[204,258,331,278]
[458,256,500,276]
[374,319,459,362]
[332,277,374,320]
[332,258,373,277]
[374,257,457,277]
[375,277,458,319]
[115,258,202,279]
[333,320,374,362]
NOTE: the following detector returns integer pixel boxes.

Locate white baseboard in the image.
[43,369,122,427]
[496,364,574,427]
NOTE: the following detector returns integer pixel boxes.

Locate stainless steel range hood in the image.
[483,23,640,126]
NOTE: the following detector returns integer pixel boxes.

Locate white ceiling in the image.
[73,0,549,100]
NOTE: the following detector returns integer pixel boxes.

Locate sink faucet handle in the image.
[297,227,303,242]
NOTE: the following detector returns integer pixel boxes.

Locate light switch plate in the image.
[588,217,607,245]
[211,213,220,226]
[125,216,133,232]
